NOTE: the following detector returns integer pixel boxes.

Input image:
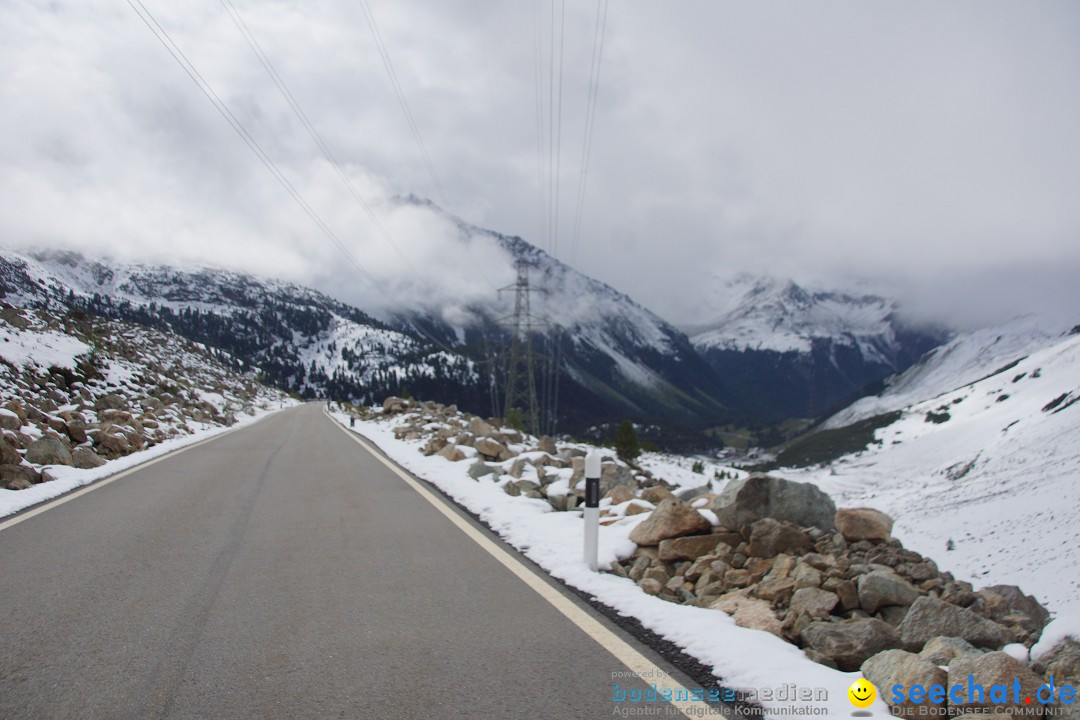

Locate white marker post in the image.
[584,451,601,571]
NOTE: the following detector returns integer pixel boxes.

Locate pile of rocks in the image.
[610,473,1073,717]
[379,395,672,512]
[1,303,284,490]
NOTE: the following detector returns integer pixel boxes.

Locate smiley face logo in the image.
[848,678,877,708]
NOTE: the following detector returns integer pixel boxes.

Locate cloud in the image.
[2,0,1078,327]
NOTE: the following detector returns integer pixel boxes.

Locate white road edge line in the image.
[329,412,717,719]
[0,412,274,533]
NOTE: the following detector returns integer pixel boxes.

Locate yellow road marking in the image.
[330,412,721,719]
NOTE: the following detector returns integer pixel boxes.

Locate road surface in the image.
[0,403,717,719]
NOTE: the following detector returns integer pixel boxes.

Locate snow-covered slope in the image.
[785,327,1080,615]
[826,314,1076,427]
[684,275,947,420]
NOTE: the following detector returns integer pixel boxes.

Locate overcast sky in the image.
[2,0,1078,328]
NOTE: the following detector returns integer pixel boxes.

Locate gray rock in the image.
[0,410,21,431]
[835,507,894,542]
[801,618,902,671]
[947,652,1046,714]
[98,393,127,411]
[1032,637,1080,682]
[467,460,496,480]
[65,419,88,444]
[790,587,839,619]
[658,534,721,562]
[858,570,921,614]
[974,585,1050,636]
[919,636,983,665]
[0,463,40,490]
[605,484,636,505]
[861,649,947,716]
[1,442,21,465]
[638,578,663,596]
[898,596,1007,650]
[709,589,784,638]
[468,417,495,437]
[473,437,506,460]
[71,447,107,469]
[25,436,72,466]
[537,435,557,454]
[628,498,712,546]
[436,444,466,462]
[746,518,814,558]
[640,486,676,505]
[712,474,836,531]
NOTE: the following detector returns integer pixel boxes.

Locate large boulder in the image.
[25,436,72,466]
[835,507,894,542]
[71,447,107,469]
[746,518,814,558]
[789,587,840,620]
[467,417,495,437]
[658,534,720,562]
[711,475,836,531]
[0,409,22,431]
[861,649,948,716]
[709,589,783,638]
[629,499,712,546]
[473,437,506,461]
[95,424,132,458]
[1,442,21,465]
[919,636,984,666]
[858,570,921,614]
[1033,637,1080,681]
[974,585,1050,637]
[898,596,1007,650]
[97,393,127,411]
[801,618,902,671]
[436,444,466,462]
[947,652,1046,714]
[0,463,40,490]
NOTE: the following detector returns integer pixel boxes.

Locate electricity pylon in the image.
[498,258,546,435]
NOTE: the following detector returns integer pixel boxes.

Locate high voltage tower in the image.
[498,258,549,436]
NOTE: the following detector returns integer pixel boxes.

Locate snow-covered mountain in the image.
[783,321,1080,614]
[685,275,948,420]
[402,204,747,434]
[0,249,483,409]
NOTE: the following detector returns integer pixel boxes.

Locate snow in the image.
[827,314,1073,427]
[783,332,1080,619]
[0,401,294,519]
[330,409,893,718]
[1031,617,1080,662]
[685,275,903,357]
[0,326,91,370]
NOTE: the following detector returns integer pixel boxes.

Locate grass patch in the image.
[765,411,903,469]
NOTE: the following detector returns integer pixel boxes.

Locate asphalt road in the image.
[0,403,712,719]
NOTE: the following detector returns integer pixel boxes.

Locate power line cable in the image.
[217,0,409,267]
[124,0,473,361]
[569,0,609,267]
[356,0,448,209]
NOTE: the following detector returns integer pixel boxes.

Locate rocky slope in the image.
[0,301,287,493]
[0,248,484,411]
